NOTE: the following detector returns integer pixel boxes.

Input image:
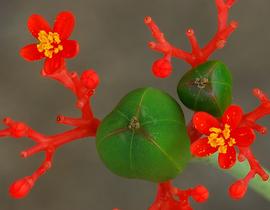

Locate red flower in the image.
[191,105,255,169]
[20,11,79,74]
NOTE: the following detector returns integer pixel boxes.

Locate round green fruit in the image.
[96,87,190,183]
[177,60,232,117]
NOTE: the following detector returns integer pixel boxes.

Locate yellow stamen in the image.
[228,138,236,147]
[209,127,222,134]
[208,124,236,154]
[36,30,63,58]
[223,124,231,139]
[218,145,228,154]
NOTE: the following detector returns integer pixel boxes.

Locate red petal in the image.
[232,127,255,147]
[193,112,220,135]
[28,14,51,38]
[191,137,217,157]
[44,55,65,75]
[62,40,79,58]
[218,146,236,169]
[53,11,75,40]
[222,105,243,129]
[20,44,44,61]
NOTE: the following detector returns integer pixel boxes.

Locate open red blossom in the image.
[191,105,255,169]
[20,11,79,74]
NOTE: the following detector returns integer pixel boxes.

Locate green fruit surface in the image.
[96,87,190,183]
[177,60,232,117]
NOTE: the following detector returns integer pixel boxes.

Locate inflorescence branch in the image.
[149,181,209,210]
[145,0,238,78]
[0,64,100,199]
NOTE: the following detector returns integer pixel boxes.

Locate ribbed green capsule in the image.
[177,60,233,117]
[96,87,190,183]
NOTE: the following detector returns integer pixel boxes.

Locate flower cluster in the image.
[190,89,270,199]
[0,1,269,210]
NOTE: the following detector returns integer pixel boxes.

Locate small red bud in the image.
[9,177,34,199]
[191,185,209,203]
[229,180,247,200]
[80,70,99,89]
[152,58,172,78]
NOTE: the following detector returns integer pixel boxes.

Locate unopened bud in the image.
[9,176,34,199]
[191,185,209,203]
[80,70,99,89]
[229,180,247,200]
[152,57,172,78]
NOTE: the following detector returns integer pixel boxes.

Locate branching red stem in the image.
[1,65,100,198]
[145,0,238,68]
[149,181,209,210]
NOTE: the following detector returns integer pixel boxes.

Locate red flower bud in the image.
[9,177,34,199]
[80,70,99,89]
[152,57,172,78]
[229,180,247,200]
[191,185,209,203]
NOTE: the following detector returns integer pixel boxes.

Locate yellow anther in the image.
[216,137,225,146]
[208,133,218,141]
[36,30,63,58]
[208,138,218,148]
[209,127,222,134]
[222,124,231,139]
[218,145,228,154]
[228,138,236,147]
[208,124,234,154]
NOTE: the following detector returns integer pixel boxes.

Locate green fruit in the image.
[96,87,190,183]
[177,60,232,117]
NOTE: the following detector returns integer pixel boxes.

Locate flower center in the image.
[36,30,63,58]
[194,77,209,89]
[208,124,236,154]
[128,116,140,130]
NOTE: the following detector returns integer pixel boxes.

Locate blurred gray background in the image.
[0,0,269,209]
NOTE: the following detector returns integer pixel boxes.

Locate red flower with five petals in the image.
[20,11,79,74]
[191,105,255,169]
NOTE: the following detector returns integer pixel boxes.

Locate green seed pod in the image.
[177,60,233,117]
[96,87,190,183]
